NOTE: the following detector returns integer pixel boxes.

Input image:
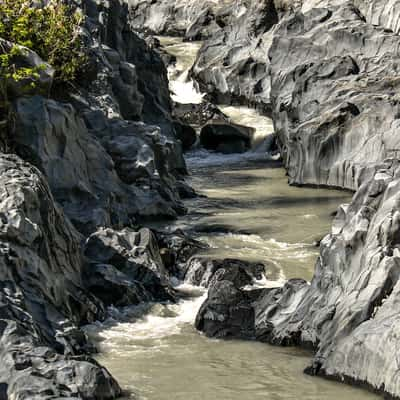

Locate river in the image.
[84,37,379,400]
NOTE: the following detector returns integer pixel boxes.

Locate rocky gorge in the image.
[2,0,400,399]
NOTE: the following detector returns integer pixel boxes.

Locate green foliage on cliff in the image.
[0,0,86,85]
[0,0,86,145]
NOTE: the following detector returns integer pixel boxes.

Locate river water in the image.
[85,38,379,400]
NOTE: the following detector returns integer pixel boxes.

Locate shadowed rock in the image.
[200,123,253,153]
[0,154,121,399]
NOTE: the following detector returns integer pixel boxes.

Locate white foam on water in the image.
[85,285,207,354]
[170,69,205,104]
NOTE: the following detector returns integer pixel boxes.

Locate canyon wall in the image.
[192,1,400,398]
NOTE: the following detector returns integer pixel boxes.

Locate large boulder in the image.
[84,227,175,302]
[195,260,267,338]
[200,123,253,153]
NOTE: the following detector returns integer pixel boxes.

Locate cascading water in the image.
[85,37,379,400]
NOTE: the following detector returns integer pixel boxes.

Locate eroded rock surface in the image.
[193,1,400,397]
[270,2,400,189]
[127,0,238,40]
[191,0,278,111]
[0,154,121,399]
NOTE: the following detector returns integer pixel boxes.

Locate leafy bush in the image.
[0,0,85,88]
[0,0,86,142]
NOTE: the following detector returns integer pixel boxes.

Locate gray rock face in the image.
[192,1,400,397]
[191,0,278,111]
[127,0,238,40]
[0,153,120,399]
[253,160,400,398]
[84,227,175,302]
[79,0,175,129]
[14,96,185,235]
[194,259,267,338]
[269,2,400,189]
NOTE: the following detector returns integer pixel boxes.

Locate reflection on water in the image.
[86,37,378,400]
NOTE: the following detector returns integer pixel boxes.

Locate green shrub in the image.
[0,0,86,89]
[0,0,86,141]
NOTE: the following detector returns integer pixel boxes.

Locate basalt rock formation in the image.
[0,154,121,399]
[0,0,200,398]
[194,1,400,398]
[191,0,278,112]
[270,2,400,190]
[127,0,239,40]
[5,0,400,398]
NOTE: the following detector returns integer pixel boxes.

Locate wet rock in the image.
[83,263,152,307]
[84,227,175,302]
[173,101,228,128]
[195,279,256,339]
[155,230,207,279]
[185,258,265,288]
[200,123,253,153]
[128,0,238,40]
[194,260,267,339]
[0,153,121,399]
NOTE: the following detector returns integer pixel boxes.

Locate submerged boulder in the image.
[200,123,253,153]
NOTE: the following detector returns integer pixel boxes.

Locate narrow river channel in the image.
[85,37,379,400]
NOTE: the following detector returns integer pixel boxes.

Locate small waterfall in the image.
[170,68,205,104]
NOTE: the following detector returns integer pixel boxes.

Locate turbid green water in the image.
[85,37,379,400]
